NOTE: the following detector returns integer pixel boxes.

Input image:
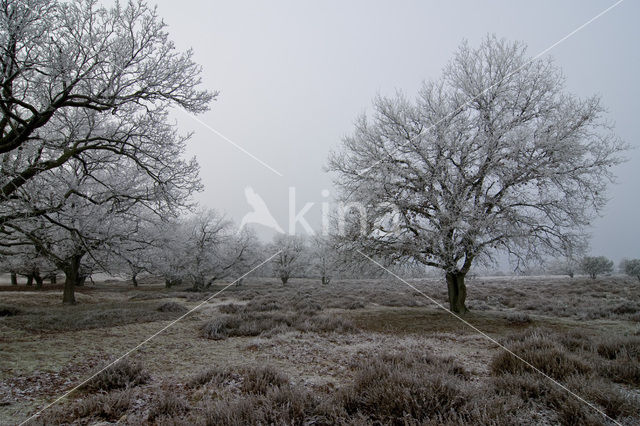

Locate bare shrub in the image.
[490,331,592,379]
[565,375,640,419]
[200,311,357,340]
[0,304,21,316]
[340,361,465,423]
[187,366,238,388]
[596,336,640,360]
[600,359,640,386]
[503,312,533,325]
[200,316,233,340]
[240,365,290,395]
[157,301,188,313]
[148,391,189,422]
[491,345,592,380]
[203,395,262,425]
[611,302,639,315]
[45,389,135,424]
[294,314,356,333]
[246,297,283,312]
[218,303,244,314]
[81,359,150,392]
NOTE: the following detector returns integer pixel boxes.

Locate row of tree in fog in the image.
[0,0,213,303]
[0,1,630,311]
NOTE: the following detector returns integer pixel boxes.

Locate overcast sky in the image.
[145,0,638,263]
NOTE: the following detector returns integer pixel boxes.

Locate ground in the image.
[0,275,639,425]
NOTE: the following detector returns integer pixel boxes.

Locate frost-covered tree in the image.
[147,211,260,290]
[2,140,195,303]
[310,235,336,284]
[0,0,213,223]
[0,243,55,288]
[328,36,626,313]
[269,235,307,284]
[622,259,640,282]
[580,256,613,279]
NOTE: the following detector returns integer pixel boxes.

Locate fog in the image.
[148,0,637,262]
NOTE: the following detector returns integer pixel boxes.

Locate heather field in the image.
[1,275,639,425]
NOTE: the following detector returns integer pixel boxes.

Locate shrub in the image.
[45,389,135,423]
[81,359,150,392]
[200,311,357,340]
[200,316,234,340]
[596,336,640,360]
[0,304,21,317]
[611,302,639,315]
[294,314,356,333]
[218,303,244,314]
[147,392,189,422]
[240,365,290,395]
[187,366,239,388]
[157,301,188,313]
[340,360,465,423]
[600,359,640,386]
[490,331,592,380]
[245,298,282,312]
[503,312,533,325]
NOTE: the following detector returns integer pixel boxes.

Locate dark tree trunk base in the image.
[446,271,468,314]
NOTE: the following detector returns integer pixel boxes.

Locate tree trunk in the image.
[26,274,33,286]
[446,271,468,314]
[50,274,57,285]
[62,255,83,305]
[10,272,17,286]
[34,272,43,289]
[76,275,86,287]
[131,273,138,287]
[281,276,289,285]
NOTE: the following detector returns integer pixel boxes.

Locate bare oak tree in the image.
[328,36,627,313]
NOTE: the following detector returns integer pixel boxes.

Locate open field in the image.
[1,275,639,425]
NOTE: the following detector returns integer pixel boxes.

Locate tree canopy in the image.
[328,36,627,312]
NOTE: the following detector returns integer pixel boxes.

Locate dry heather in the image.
[1,275,638,425]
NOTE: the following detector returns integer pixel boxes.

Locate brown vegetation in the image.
[1,275,638,425]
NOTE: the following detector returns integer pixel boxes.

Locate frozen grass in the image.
[2,301,185,332]
[200,310,355,340]
[4,275,640,424]
[79,359,150,393]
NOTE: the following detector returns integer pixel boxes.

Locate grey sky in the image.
[148,0,638,263]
